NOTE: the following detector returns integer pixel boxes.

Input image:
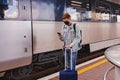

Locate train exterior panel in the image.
[33,21,63,54]
[0,21,32,72]
[33,22,120,54]
[90,38,120,52]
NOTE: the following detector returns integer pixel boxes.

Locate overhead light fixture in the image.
[98,6,104,9]
[71,0,82,4]
[86,4,89,6]
[71,3,81,7]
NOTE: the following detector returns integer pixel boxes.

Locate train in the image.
[0,0,120,80]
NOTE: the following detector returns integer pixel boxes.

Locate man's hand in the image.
[57,33,62,39]
[65,45,72,49]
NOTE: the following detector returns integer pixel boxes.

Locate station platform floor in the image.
[38,56,114,80]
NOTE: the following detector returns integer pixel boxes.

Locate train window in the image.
[117,15,120,22]
[65,0,120,23]
[66,0,91,22]
[93,0,111,22]
[5,0,18,19]
[55,0,65,21]
[0,0,19,19]
[32,0,65,21]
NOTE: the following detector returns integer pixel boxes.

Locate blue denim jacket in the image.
[60,23,82,52]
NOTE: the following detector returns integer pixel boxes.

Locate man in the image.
[58,13,82,70]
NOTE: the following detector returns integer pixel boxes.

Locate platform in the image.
[38,56,114,80]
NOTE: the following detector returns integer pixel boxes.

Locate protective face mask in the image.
[64,21,70,25]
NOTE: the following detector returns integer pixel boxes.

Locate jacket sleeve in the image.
[70,24,81,47]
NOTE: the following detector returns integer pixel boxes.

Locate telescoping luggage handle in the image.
[65,48,73,70]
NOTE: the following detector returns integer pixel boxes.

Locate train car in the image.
[0,0,120,80]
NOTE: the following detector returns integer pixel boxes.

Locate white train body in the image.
[0,0,120,73]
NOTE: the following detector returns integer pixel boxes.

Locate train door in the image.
[31,0,65,66]
[0,0,32,72]
[31,0,65,54]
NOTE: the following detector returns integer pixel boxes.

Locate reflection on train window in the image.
[66,0,91,22]
[32,0,65,21]
[4,0,18,19]
[117,15,120,22]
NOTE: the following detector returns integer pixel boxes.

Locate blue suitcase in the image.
[60,70,78,80]
[59,49,78,80]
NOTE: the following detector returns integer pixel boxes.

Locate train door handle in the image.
[24,48,28,52]
[22,6,26,10]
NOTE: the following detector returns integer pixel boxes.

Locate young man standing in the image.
[58,13,82,70]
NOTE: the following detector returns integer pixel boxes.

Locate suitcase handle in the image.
[65,48,73,70]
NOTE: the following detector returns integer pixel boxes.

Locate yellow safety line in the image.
[78,59,108,74]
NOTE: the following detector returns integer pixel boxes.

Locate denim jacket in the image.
[60,23,82,52]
